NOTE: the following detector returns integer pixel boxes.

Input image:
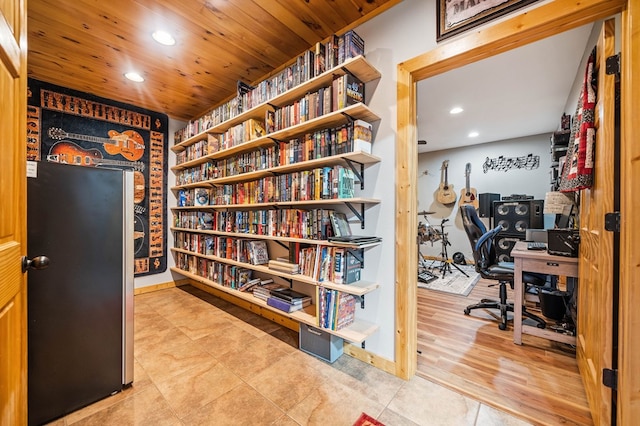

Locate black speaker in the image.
[478,193,500,218]
[494,235,521,262]
[493,200,544,236]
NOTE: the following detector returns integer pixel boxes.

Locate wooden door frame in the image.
[395,0,639,421]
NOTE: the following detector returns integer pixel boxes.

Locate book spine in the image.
[267,296,293,313]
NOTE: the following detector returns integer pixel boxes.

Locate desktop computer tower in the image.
[493,199,544,261]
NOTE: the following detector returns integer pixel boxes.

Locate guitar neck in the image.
[67,132,116,146]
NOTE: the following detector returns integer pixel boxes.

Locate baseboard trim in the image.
[134,279,190,295]
[343,343,397,376]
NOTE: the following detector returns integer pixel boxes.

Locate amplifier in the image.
[478,193,500,218]
[547,229,580,257]
[299,324,343,363]
[494,199,544,236]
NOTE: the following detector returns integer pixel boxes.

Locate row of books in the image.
[213,118,266,152]
[174,29,366,143]
[238,30,365,114]
[276,120,372,167]
[318,287,356,331]
[174,232,270,265]
[173,208,336,240]
[175,119,372,185]
[174,252,254,290]
[268,74,364,133]
[293,244,363,284]
[175,229,364,285]
[204,165,356,206]
[175,145,278,186]
[176,75,365,169]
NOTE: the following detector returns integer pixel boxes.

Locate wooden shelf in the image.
[170,247,379,296]
[170,226,382,253]
[171,103,380,171]
[171,55,381,154]
[172,151,379,189]
[170,266,379,343]
[170,197,380,210]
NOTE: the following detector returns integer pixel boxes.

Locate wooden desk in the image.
[511,241,578,345]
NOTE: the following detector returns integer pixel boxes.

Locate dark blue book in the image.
[267,296,303,313]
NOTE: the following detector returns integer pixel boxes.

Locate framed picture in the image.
[437,0,539,41]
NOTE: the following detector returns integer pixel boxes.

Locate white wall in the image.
[416,135,554,263]
[352,0,439,360]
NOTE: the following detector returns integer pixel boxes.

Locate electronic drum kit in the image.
[417,210,468,281]
[417,211,443,245]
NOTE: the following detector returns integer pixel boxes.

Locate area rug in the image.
[417,264,480,296]
[353,412,385,426]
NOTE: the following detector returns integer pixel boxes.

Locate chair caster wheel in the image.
[499,322,507,330]
[464,308,470,315]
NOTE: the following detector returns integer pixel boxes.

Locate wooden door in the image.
[576,18,616,426]
[0,0,28,423]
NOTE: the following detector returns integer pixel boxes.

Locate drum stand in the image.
[417,226,437,284]
[429,219,469,279]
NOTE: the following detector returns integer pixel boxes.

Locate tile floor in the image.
[49,285,533,426]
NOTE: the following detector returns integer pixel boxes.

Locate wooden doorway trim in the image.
[619,1,640,424]
[394,0,627,382]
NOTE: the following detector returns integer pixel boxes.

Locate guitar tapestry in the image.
[26,78,168,277]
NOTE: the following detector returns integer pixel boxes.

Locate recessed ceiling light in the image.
[449,107,464,114]
[152,30,176,46]
[468,131,479,138]
[124,72,144,82]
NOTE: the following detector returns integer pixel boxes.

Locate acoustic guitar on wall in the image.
[436,160,457,205]
[459,162,479,208]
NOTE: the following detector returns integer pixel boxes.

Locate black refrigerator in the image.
[26,161,134,426]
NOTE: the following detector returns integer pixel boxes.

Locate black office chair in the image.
[459,205,546,330]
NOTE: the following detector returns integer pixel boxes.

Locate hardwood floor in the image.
[416,277,593,426]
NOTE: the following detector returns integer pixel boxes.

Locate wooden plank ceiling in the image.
[27,0,400,121]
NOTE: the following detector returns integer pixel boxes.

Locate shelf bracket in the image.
[343,158,365,190]
[340,111,355,122]
[361,341,365,349]
[353,294,365,309]
[340,66,356,78]
[346,248,364,268]
[344,202,365,229]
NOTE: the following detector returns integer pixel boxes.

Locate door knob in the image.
[22,255,50,272]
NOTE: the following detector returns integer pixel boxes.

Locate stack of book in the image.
[267,288,312,313]
[251,280,282,300]
[268,259,299,274]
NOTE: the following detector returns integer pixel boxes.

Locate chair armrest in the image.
[474,224,503,252]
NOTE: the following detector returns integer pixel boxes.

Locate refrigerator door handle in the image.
[22,255,50,272]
